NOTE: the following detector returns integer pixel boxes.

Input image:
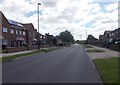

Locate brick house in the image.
[1,11,54,52]
[22,23,38,50]
[22,23,37,46]
[1,11,11,49]
[87,34,98,45]
[1,11,26,52]
[98,28,120,51]
[108,28,120,51]
[108,28,120,43]
[8,20,26,47]
[37,32,46,48]
[103,31,112,43]
[99,35,104,42]
[0,12,2,49]
[98,35,105,47]
[45,33,54,47]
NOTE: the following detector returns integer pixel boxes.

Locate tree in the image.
[45,33,54,46]
[52,37,57,45]
[59,30,74,44]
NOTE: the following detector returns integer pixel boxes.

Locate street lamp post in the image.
[38,3,41,49]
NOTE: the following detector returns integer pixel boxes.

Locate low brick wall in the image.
[109,44,120,52]
[6,47,26,53]
[28,45,38,50]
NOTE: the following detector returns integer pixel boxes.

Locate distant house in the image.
[87,35,98,45]
[103,31,112,43]
[37,32,45,48]
[45,33,54,47]
[99,35,104,42]
[108,28,120,43]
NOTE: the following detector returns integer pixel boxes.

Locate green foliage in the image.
[59,30,74,43]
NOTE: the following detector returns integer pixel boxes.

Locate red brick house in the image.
[1,11,26,52]
[8,20,26,47]
[37,32,46,48]
[108,28,120,43]
[22,23,38,49]
[1,11,55,52]
[1,11,11,49]
[0,12,2,49]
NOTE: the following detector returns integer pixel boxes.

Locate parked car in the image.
[115,41,120,44]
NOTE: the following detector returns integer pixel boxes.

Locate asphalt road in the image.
[2,44,100,83]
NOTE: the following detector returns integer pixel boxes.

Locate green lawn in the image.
[1,47,62,62]
[87,49,105,53]
[93,58,119,84]
[82,44,93,48]
[0,49,7,53]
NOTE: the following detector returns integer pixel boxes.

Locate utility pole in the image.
[86,29,87,40]
[85,29,88,44]
[38,3,41,49]
[80,34,82,41]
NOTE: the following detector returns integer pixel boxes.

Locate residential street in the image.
[3,44,100,83]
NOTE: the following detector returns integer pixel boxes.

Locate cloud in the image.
[105,2,118,11]
[0,0,118,40]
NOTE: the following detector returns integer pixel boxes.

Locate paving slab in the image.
[86,45,119,60]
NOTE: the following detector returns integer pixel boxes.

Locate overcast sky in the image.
[0,0,119,40]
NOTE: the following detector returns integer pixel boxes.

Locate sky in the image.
[0,0,119,40]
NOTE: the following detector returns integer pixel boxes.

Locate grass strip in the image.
[1,46,62,62]
[82,44,93,48]
[87,49,105,53]
[93,58,119,84]
[2,50,44,62]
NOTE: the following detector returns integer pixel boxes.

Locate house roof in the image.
[104,31,112,35]
[99,35,104,39]
[22,23,34,29]
[8,19,24,28]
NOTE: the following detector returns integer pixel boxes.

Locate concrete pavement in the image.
[0,47,57,57]
[2,44,101,83]
[0,49,37,57]
[86,45,119,60]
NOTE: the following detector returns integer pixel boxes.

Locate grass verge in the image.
[93,58,119,84]
[1,47,62,63]
[82,44,93,48]
[87,49,105,53]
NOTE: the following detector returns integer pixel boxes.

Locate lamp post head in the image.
[38,3,41,5]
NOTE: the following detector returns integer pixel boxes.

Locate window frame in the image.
[2,27,8,33]
[10,29,14,34]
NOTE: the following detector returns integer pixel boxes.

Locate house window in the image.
[40,36,42,38]
[3,27,8,32]
[16,30,19,34]
[19,31,22,35]
[10,29,14,34]
[23,31,25,35]
[2,39,7,45]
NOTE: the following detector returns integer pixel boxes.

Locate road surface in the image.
[2,44,100,83]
